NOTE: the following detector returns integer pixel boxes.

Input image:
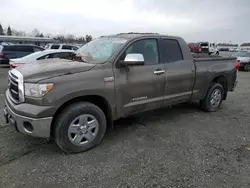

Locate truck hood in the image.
[16,58,95,82]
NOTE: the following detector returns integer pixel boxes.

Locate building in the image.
[240,43,250,50]
[0,35,56,47]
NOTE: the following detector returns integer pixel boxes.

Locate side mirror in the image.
[121,53,145,66]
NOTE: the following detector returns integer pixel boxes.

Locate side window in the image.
[123,39,159,65]
[46,52,69,59]
[163,39,183,63]
[72,46,78,51]
[52,52,70,58]
[37,54,50,60]
[51,45,60,49]
[62,45,72,50]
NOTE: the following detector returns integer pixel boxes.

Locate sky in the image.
[0,0,249,44]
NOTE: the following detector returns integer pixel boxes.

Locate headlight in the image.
[24,83,54,98]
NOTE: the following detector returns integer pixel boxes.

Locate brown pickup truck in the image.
[4,33,238,153]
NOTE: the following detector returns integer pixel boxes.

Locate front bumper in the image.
[4,100,53,138]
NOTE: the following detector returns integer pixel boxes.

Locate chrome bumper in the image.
[4,101,52,138]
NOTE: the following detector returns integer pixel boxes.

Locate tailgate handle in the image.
[154,69,165,75]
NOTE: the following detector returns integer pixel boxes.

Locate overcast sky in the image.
[1,0,249,44]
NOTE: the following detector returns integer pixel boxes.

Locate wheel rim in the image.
[68,114,99,146]
[210,89,222,108]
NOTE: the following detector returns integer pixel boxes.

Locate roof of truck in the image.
[101,32,180,40]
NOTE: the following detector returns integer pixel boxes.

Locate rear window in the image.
[163,39,183,62]
[51,45,60,49]
[33,46,44,52]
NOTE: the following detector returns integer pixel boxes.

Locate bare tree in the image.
[31,28,40,37]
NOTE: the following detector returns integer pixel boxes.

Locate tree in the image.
[0,24,4,35]
[39,33,44,37]
[7,26,12,36]
[31,28,40,37]
[85,35,92,43]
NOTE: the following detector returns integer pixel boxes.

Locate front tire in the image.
[54,102,107,153]
[200,83,224,112]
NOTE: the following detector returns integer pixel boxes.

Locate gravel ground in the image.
[0,63,250,187]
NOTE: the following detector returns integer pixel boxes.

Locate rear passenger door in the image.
[162,38,195,105]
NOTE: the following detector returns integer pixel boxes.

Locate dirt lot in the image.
[0,64,250,187]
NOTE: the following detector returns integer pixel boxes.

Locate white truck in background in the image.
[199,42,219,56]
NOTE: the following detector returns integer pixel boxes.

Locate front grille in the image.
[8,71,19,103]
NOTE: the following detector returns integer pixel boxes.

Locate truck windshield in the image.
[75,37,127,64]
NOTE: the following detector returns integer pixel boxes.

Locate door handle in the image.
[154,70,165,75]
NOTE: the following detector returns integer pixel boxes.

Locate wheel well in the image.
[50,95,113,139]
[212,75,227,99]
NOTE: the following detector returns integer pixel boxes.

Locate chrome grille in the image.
[8,70,24,103]
[8,71,19,102]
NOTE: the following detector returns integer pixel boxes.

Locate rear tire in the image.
[244,64,250,72]
[200,82,224,112]
[54,102,107,153]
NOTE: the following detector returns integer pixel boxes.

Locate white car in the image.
[45,44,79,51]
[9,49,75,68]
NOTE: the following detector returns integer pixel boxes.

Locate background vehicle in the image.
[0,44,44,64]
[9,49,75,68]
[229,47,240,52]
[188,42,219,55]
[188,43,200,53]
[199,42,219,55]
[4,33,238,153]
[232,51,250,71]
[45,44,79,51]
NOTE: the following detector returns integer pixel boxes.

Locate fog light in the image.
[23,121,34,132]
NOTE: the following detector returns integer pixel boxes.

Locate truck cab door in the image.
[114,38,166,117]
[161,38,195,105]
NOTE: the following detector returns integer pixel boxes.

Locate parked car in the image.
[4,33,238,153]
[188,43,200,53]
[9,49,75,68]
[229,47,240,52]
[232,51,250,71]
[45,44,79,51]
[199,42,219,55]
[0,44,44,65]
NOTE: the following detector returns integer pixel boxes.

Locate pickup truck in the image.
[4,33,238,153]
